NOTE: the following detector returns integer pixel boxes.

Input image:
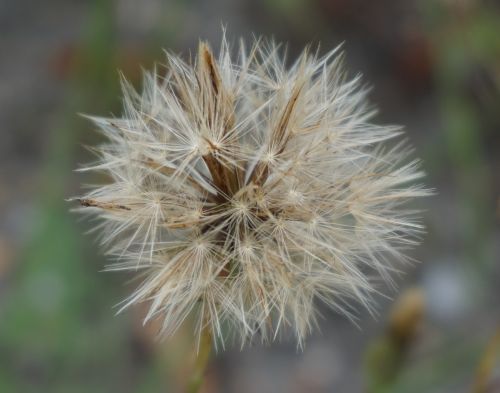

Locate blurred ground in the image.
[0,0,499,392]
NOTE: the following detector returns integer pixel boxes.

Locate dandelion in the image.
[74,36,429,348]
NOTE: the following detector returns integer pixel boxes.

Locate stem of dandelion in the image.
[187,327,212,393]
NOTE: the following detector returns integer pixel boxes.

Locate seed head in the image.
[75,37,429,348]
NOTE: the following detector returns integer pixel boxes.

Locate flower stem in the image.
[187,327,212,393]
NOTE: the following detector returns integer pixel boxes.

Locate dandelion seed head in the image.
[75,35,429,348]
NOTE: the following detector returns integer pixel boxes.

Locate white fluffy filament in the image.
[75,37,429,348]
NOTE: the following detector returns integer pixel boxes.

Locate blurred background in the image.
[0,0,499,392]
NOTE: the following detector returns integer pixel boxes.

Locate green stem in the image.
[187,327,212,393]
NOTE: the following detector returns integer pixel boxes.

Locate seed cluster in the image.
[76,37,428,347]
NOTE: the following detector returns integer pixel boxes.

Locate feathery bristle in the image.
[75,36,430,348]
